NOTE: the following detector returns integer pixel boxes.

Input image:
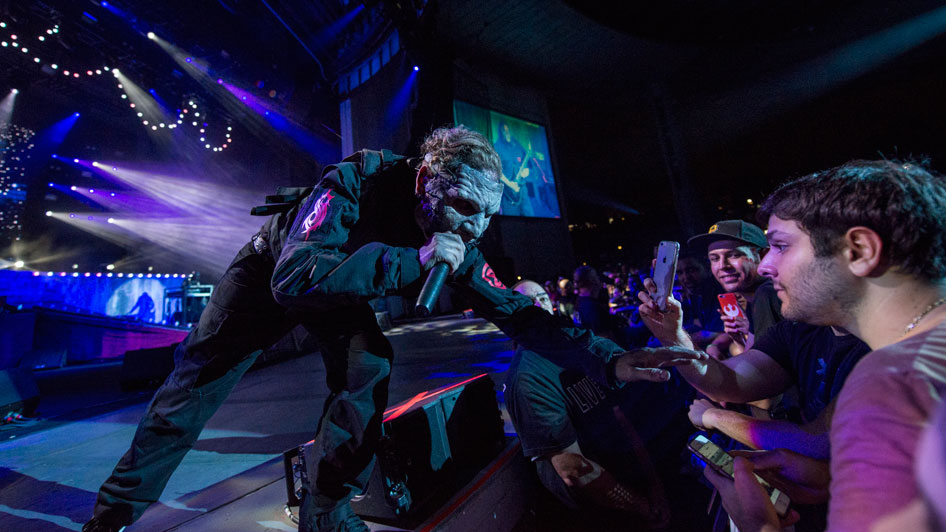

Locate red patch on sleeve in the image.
[481,263,506,289]
[300,190,334,241]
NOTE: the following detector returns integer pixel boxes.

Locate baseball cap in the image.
[687,219,768,252]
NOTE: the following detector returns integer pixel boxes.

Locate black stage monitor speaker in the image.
[120,345,177,391]
[284,373,506,528]
[0,368,40,417]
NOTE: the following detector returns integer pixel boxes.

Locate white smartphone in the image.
[652,241,680,312]
[687,434,791,518]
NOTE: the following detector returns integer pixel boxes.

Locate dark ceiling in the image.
[5,0,943,115]
[3,0,946,268]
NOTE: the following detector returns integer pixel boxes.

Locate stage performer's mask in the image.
[415,158,502,243]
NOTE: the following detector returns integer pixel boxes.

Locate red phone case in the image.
[717,293,746,319]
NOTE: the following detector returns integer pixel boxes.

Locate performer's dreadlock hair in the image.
[419,125,502,182]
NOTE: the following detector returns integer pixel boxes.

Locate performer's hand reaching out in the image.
[613,346,708,383]
[420,232,465,273]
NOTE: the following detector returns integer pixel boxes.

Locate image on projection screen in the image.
[453,100,561,218]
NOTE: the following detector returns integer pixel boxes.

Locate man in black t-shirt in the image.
[506,281,707,530]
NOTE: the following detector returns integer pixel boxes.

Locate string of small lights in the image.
[0,124,36,246]
[33,271,194,279]
[178,99,232,151]
[0,20,234,151]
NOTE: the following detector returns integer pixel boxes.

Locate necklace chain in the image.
[903,297,946,337]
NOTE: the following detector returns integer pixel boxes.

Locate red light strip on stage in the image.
[417,440,522,532]
[382,373,488,423]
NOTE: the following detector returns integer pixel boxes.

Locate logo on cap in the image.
[708,224,719,234]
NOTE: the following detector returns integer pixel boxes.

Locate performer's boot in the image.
[298,488,370,532]
[81,517,126,532]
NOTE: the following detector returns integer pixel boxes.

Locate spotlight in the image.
[147,31,156,40]
[72,264,78,269]
[107,218,115,224]
[51,154,57,159]
[70,185,76,191]
[413,66,419,71]
[10,88,18,95]
[89,189,94,193]
[48,182,54,186]
[185,57,192,63]
[217,78,223,84]
[14,260,24,268]
[106,264,115,270]
[73,158,78,163]
[102,1,109,6]
[51,63,58,69]
[74,112,80,117]
[45,211,52,216]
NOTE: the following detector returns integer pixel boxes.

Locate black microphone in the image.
[415,262,450,317]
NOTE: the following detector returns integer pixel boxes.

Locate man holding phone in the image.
[687,220,783,357]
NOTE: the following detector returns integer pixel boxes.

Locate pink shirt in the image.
[828,321,946,531]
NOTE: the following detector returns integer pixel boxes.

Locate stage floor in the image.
[0,316,517,532]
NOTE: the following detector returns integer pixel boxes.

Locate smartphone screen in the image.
[717,292,746,320]
[687,435,791,517]
[653,241,680,312]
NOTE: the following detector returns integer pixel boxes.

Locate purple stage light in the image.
[69,214,75,218]
[217,78,223,84]
[87,216,93,220]
[185,57,192,63]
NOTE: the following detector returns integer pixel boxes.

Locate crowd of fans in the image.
[503,160,946,531]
